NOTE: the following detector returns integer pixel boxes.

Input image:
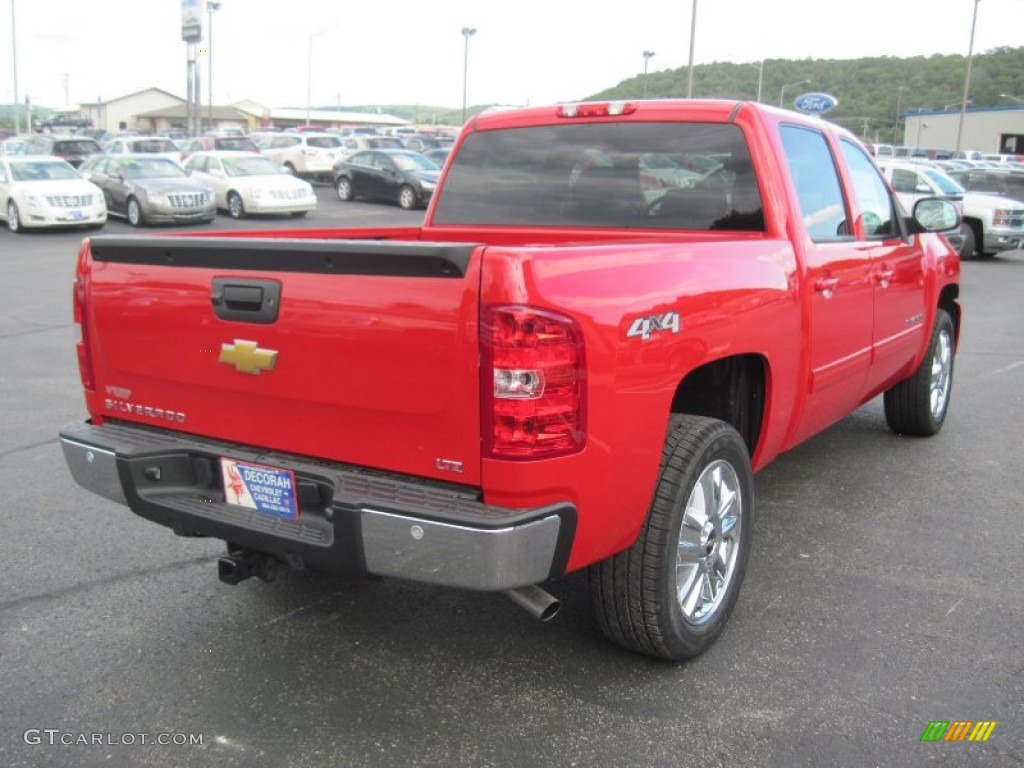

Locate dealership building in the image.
[902,105,1024,155]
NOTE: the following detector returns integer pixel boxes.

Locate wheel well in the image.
[669,354,766,457]
[939,284,961,344]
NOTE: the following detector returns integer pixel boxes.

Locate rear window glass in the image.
[215,137,258,151]
[961,172,1024,199]
[306,136,342,149]
[131,139,178,153]
[433,122,763,230]
[54,140,101,154]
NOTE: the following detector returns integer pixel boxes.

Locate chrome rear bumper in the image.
[59,420,573,591]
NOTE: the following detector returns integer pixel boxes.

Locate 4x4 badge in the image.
[219,340,278,375]
[626,311,681,341]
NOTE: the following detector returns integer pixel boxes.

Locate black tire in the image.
[956,225,974,259]
[884,309,955,436]
[965,220,992,259]
[126,197,144,227]
[290,211,308,218]
[398,185,418,210]
[335,176,354,202]
[7,201,23,233]
[284,162,296,176]
[589,415,753,660]
[227,191,245,219]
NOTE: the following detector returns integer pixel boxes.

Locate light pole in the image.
[642,51,655,97]
[461,27,476,124]
[894,85,907,144]
[745,60,764,103]
[207,1,221,133]
[10,0,19,134]
[779,79,810,108]
[686,0,698,98]
[1000,93,1024,104]
[306,23,337,127]
[955,0,981,153]
[944,99,971,111]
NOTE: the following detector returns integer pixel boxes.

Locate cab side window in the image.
[839,140,899,239]
[890,169,924,194]
[779,125,850,242]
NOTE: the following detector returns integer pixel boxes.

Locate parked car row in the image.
[875,159,1024,257]
[4,129,1022,232]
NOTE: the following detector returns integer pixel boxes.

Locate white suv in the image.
[257,133,343,181]
[876,159,1023,257]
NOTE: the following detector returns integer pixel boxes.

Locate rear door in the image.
[839,141,928,391]
[83,235,485,485]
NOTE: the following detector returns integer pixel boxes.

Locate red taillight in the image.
[73,274,94,391]
[482,305,586,459]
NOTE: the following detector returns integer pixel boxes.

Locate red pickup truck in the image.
[60,100,961,660]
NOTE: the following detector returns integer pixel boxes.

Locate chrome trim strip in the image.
[60,438,126,505]
[361,509,560,590]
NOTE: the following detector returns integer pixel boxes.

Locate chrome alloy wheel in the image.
[930,327,953,420]
[675,459,743,625]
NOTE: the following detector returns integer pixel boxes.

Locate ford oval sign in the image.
[794,92,839,115]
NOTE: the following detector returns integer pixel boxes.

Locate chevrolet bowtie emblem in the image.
[219,340,278,375]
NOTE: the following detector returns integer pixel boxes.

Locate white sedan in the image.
[0,155,107,233]
[183,151,316,219]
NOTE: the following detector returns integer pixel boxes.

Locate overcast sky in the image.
[2,0,1023,112]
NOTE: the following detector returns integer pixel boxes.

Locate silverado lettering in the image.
[60,100,961,660]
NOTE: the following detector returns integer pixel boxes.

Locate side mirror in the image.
[912,198,960,232]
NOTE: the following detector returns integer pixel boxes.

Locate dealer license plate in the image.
[67,210,85,221]
[220,458,299,520]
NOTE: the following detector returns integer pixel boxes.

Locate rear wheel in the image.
[335,177,353,201]
[398,185,418,210]
[284,162,297,176]
[589,415,753,660]
[227,191,245,219]
[127,197,144,227]
[290,211,308,218]
[7,201,22,233]
[884,309,955,436]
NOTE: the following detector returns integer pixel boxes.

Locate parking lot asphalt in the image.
[0,188,1022,767]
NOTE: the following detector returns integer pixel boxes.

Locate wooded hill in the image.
[359,46,1024,141]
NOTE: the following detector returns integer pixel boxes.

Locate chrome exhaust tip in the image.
[503,584,561,622]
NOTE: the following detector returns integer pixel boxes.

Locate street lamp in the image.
[306,23,338,127]
[894,85,907,144]
[944,99,970,110]
[642,51,655,97]
[10,0,19,134]
[1000,93,1024,104]
[745,60,764,103]
[206,1,221,133]
[461,27,477,124]
[779,79,810,108]
[955,0,981,153]
[686,0,698,98]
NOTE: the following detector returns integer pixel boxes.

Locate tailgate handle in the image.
[211,278,281,324]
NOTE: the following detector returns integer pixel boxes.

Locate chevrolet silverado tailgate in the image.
[82,236,484,484]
